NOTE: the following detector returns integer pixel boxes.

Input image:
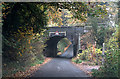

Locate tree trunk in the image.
[118,1,120,78]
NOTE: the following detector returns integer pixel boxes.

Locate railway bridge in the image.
[44,26,86,57]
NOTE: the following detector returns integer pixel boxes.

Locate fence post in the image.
[78,33,81,50]
[102,43,105,65]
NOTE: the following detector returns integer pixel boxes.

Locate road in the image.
[58,44,73,58]
[30,45,89,77]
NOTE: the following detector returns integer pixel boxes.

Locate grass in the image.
[72,58,98,66]
[3,61,26,77]
[72,58,82,64]
[2,58,45,77]
[30,59,44,66]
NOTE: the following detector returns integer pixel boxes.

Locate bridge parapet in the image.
[49,31,66,37]
[47,26,84,37]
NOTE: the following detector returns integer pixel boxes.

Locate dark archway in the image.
[44,36,74,58]
[44,36,65,57]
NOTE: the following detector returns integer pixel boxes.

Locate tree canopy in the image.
[2,2,108,57]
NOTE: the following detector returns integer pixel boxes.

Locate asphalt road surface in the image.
[59,44,73,58]
[30,45,89,77]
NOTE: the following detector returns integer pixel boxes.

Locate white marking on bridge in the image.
[49,31,66,37]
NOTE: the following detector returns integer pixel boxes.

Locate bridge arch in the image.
[44,35,73,57]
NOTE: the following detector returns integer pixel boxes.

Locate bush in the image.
[92,27,119,77]
[2,30,48,77]
[72,58,82,64]
[77,52,86,60]
[92,49,119,77]
[77,47,104,65]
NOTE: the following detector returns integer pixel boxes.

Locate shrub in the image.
[77,47,104,65]
[92,49,119,77]
[92,26,119,77]
[72,58,82,64]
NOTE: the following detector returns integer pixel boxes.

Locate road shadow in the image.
[46,56,73,59]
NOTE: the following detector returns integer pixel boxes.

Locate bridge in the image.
[44,26,85,58]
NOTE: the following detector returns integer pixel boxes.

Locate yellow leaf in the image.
[29,46,32,49]
[21,50,23,53]
[28,40,30,44]
[19,52,22,56]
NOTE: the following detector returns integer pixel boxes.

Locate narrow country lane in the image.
[30,58,89,77]
[59,44,73,58]
[30,45,90,77]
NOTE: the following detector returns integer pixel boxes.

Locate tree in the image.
[118,1,120,49]
[2,2,107,59]
[117,1,120,78]
[47,2,107,27]
[2,2,49,60]
[2,3,48,36]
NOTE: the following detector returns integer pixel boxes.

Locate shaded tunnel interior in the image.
[44,36,76,58]
[44,36,65,57]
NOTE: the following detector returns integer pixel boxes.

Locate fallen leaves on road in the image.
[11,57,52,77]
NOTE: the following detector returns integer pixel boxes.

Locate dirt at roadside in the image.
[71,61,100,77]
